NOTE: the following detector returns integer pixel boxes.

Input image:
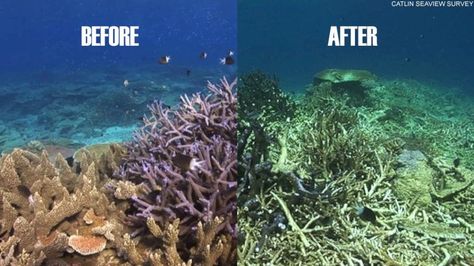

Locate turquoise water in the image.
[237,2,474,264]
[238,0,474,93]
[0,0,236,152]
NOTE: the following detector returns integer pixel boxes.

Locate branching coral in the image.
[0,78,238,265]
[238,70,474,265]
[0,141,235,265]
[143,217,235,265]
[238,71,296,123]
[0,147,124,265]
[117,77,237,262]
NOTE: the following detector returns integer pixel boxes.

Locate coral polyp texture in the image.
[117,78,237,259]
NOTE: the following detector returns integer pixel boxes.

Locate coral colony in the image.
[118,77,237,238]
[238,69,474,265]
[2,68,474,266]
[0,78,237,265]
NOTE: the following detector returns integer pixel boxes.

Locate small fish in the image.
[123,80,129,87]
[355,206,377,223]
[200,51,207,60]
[186,69,191,77]
[453,158,461,168]
[171,153,203,172]
[159,56,171,64]
[220,55,235,65]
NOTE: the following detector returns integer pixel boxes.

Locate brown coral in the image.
[74,143,126,177]
[83,208,106,225]
[111,216,235,265]
[0,147,126,265]
[68,235,107,256]
[1,144,234,265]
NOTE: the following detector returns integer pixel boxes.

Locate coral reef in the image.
[0,67,229,153]
[238,71,296,123]
[116,77,237,263]
[238,70,474,265]
[0,78,237,265]
[312,69,377,106]
[0,147,123,265]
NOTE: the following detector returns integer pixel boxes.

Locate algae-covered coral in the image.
[0,78,237,265]
[238,71,296,123]
[238,69,474,265]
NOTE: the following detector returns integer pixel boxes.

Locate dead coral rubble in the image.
[238,70,474,265]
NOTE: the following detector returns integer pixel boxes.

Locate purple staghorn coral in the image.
[118,77,237,239]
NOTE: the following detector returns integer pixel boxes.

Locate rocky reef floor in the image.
[0,65,231,153]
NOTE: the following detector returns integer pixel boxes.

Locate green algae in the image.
[238,70,474,265]
[313,69,377,85]
[400,221,466,240]
[394,150,433,207]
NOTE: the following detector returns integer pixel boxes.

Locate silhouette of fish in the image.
[220,50,235,65]
[220,55,234,65]
[159,56,171,64]
[356,206,377,223]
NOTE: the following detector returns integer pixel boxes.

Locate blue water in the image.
[238,0,474,93]
[1,0,236,72]
[0,0,236,152]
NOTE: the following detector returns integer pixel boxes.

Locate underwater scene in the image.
[238,0,474,265]
[0,0,237,265]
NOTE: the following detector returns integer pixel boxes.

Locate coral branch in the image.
[117,77,237,262]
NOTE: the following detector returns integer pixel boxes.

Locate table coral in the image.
[394,149,433,206]
[312,69,377,106]
[313,69,377,85]
[68,235,107,256]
